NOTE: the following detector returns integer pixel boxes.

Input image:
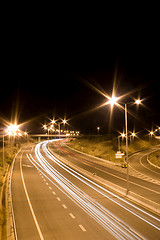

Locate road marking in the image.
[43,179,46,182]
[49,187,52,189]
[62,204,67,209]
[69,213,75,219]
[21,153,44,240]
[46,182,48,185]
[23,164,33,168]
[52,191,56,195]
[57,197,61,201]
[79,225,86,232]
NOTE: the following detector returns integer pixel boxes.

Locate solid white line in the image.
[10,148,22,240]
[79,224,86,232]
[20,153,44,240]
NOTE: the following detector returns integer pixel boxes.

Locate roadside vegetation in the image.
[68,135,160,164]
[0,144,18,239]
[148,150,160,167]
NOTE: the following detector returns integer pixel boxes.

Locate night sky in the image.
[1,19,160,135]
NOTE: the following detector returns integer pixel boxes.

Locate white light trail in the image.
[26,140,160,239]
[44,141,160,226]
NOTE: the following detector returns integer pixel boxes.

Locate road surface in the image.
[11,139,160,239]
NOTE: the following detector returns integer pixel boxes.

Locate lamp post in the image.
[97,127,100,135]
[125,104,129,194]
[118,133,125,151]
[149,131,154,142]
[108,96,141,195]
[3,134,5,175]
[57,119,67,138]
[2,123,20,174]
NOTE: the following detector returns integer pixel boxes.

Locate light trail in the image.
[45,141,160,226]
[27,140,160,239]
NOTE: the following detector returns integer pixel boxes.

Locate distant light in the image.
[135,99,141,105]
[132,133,136,137]
[63,119,67,124]
[121,133,125,137]
[43,124,47,129]
[150,131,154,135]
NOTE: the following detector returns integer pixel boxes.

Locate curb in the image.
[147,155,160,170]
[5,165,15,240]
[9,149,21,240]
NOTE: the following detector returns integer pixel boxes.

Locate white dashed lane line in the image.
[79,225,86,232]
[39,171,87,233]
[69,213,75,219]
[62,204,67,209]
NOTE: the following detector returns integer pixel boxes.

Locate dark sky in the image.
[1,16,160,134]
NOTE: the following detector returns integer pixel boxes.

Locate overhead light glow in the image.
[108,96,118,106]
[135,99,141,105]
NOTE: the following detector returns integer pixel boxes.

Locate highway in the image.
[51,140,160,208]
[11,139,160,239]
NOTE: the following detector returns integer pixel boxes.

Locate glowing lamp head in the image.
[135,99,141,105]
[7,124,19,133]
[108,96,118,106]
[43,124,47,130]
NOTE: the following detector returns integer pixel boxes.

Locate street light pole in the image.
[118,135,120,151]
[58,123,61,138]
[3,134,5,175]
[107,96,142,196]
[125,104,129,195]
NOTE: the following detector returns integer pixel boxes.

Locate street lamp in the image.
[108,97,142,195]
[130,132,136,142]
[57,119,67,138]
[2,122,20,174]
[135,99,141,105]
[97,127,100,134]
[149,130,154,142]
[118,132,125,151]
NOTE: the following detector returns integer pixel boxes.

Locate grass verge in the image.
[0,145,18,240]
[68,135,160,164]
[148,150,160,167]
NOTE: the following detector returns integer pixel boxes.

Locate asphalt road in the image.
[51,140,160,206]
[11,140,160,239]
